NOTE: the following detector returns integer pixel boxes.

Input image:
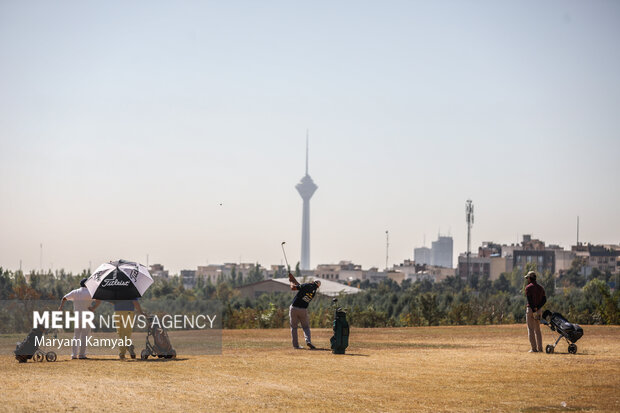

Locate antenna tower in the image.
[466,200,474,284]
[577,216,580,245]
[385,230,389,271]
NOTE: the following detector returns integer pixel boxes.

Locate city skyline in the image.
[1,1,619,275]
[11,230,617,275]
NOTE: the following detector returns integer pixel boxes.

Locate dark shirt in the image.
[525,282,546,310]
[291,283,318,309]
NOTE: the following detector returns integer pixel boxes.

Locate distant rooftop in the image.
[273,276,361,296]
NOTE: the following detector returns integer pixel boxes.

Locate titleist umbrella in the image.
[86,260,153,300]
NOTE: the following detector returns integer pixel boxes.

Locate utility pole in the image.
[466,200,474,285]
[576,216,580,245]
[385,230,389,271]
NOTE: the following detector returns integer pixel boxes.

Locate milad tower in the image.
[295,134,318,270]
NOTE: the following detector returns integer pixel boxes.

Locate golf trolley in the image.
[15,328,57,363]
[541,310,583,354]
[33,328,58,362]
[140,316,176,360]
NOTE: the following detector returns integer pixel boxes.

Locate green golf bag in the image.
[330,300,349,355]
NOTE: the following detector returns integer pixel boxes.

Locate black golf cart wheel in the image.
[33,352,44,362]
[545,345,554,354]
[568,344,577,354]
[45,352,57,362]
[140,349,149,360]
[165,349,176,359]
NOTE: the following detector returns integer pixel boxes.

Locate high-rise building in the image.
[296,134,317,270]
[513,235,555,275]
[431,236,453,268]
[414,247,432,266]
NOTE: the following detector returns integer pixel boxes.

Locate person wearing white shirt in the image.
[59,279,93,359]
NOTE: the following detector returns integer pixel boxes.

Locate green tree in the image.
[244,264,264,285]
[559,258,587,288]
[418,292,441,326]
[538,270,555,298]
[582,279,620,324]
[0,268,14,299]
[216,282,235,302]
[493,273,511,293]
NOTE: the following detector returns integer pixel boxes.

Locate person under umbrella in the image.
[86,260,152,360]
[85,260,153,301]
[90,298,144,359]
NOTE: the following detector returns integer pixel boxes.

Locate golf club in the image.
[281,241,290,270]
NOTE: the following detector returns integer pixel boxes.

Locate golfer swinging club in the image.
[288,272,320,350]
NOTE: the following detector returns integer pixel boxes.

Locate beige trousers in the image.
[289,305,311,348]
[114,311,134,356]
[526,307,543,352]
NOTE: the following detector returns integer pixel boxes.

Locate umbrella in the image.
[86,259,154,300]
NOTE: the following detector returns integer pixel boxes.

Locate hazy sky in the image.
[1,1,619,275]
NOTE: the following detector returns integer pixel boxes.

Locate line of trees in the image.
[1,260,618,329]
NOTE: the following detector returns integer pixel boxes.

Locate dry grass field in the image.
[1,325,619,412]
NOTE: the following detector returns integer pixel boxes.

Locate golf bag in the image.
[330,300,349,355]
[542,310,583,354]
[14,328,43,363]
[141,316,176,359]
[14,327,57,363]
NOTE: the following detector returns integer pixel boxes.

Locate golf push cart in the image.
[541,310,583,354]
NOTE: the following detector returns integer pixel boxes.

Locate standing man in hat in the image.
[59,278,93,359]
[525,271,547,352]
[288,273,320,350]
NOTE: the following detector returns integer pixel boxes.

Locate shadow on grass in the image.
[225,342,471,351]
[135,357,190,362]
[224,341,285,350]
[544,352,590,356]
[37,357,192,362]
[19,360,71,364]
[354,342,471,350]
[25,358,122,363]
[337,353,370,357]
